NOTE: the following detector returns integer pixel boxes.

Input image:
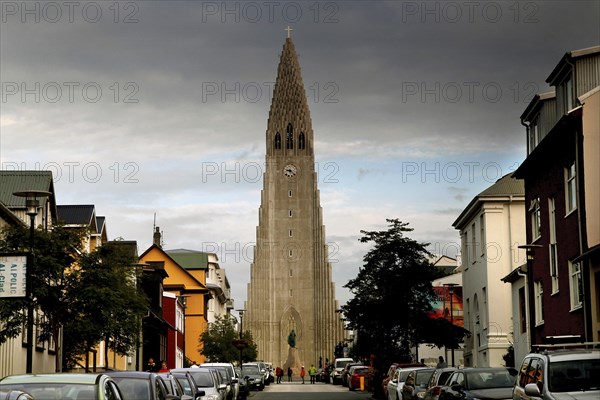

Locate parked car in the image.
[342,362,364,387]
[423,367,458,400]
[170,372,206,400]
[233,367,249,400]
[409,368,436,400]
[241,363,265,391]
[106,371,178,400]
[439,367,517,400]
[0,390,34,400]
[0,373,124,400]
[0,390,35,400]
[201,363,237,400]
[171,368,226,400]
[332,358,355,384]
[158,372,193,400]
[388,367,429,400]
[384,363,427,399]
[512,347,600,400]
[348,366,370,391]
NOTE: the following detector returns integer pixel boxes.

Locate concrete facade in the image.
[244,37,345,370]
[453,174,526,367]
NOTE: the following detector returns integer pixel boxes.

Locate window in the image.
[565,163,577,214]
[289,210,292,217]
[548,197,558,293]
[480,214,485,257]
[299,132,306,149]
[530,198,541,241]
[529,118,540,154]
[534,281,544,325]
[519,287,527,333]
[463,231,469,266]
[289,230,293,237]
[569,261,583,309]
[562,74,574,113]
[288,190,292,197]
[274,132,281,150]
[471,223,476,263]
[482,287,487,328]
[286,123,293,149]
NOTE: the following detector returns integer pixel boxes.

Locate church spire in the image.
[266,36,313,157]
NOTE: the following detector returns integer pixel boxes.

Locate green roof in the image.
[0,171,55,207]
[166,249,209,270]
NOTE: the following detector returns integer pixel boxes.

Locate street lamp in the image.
[13,190,51,374]
[443,283,459,367]
[233,309,247,368]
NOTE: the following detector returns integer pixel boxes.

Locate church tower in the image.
[244,35,345,368]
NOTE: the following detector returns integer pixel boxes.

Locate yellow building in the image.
[139,243,210,364]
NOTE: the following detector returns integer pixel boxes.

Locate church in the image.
[244,33,346,371]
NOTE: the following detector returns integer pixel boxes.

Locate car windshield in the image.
[187,371,214,388]
[354,368,369,375]
[336,360,353,368]
[243,365,260,375]
[416,370,435,386]
[109,377,151,399]
[466,370,516,389]
[175,377,193,396]
[548,359,600,392]
[0,383,97,400]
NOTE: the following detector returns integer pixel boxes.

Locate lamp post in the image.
[13,190,51,374]
[234,309,247,368]
[444,283,459,367]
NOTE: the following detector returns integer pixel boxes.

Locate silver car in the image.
[513,348,600,400]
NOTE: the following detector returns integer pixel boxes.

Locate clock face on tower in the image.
[283,164,297,178]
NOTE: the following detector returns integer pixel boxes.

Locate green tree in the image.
[200,315,258,363]
[62,242,148,370]
[340,219,469,398]
[0,224,149,371]
[0,223,85,372]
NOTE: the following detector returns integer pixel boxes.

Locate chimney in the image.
[153,226,161,247]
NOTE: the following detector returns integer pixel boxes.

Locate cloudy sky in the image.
[1,0,599,309]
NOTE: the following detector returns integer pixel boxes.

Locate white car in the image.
[387,367,429,400]
[512,347,600,400]
[332,358,355,384]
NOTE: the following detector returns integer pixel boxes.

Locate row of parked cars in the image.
[0,361,275,400]
[383,343,600,400]
[381,345,599,400]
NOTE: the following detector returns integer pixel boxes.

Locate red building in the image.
[162,292,186,369]
[515,46,600,345]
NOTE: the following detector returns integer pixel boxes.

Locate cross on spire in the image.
[285,25,293,38]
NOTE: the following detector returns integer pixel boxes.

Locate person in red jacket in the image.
[300,366,306,384]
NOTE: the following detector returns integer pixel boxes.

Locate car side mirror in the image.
[195,389,205,398]
[232,378,238,383]
[451,384,463,392]
[218,384,227,391]
[524,383,541,397]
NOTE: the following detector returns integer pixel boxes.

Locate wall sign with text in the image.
[0,254,28,298]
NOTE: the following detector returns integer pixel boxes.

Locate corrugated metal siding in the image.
[0,171,53,206]
[539,98,557,140]
[575,55,600,96]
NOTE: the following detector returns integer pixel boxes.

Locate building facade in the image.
[514,46,600,345]
[244,37,345,369]
[453,174,526,367]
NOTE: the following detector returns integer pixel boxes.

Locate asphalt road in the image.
[248,381,373,400]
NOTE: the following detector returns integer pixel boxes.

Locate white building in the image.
[453,174,526,367]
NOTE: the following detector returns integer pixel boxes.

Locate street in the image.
[248,382,372,400]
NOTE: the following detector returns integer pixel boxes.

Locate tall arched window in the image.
[274,132,281,150]
[298,132,305,150]
[286,123,293,149]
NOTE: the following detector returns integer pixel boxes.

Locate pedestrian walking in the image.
[275,366,283,384]
[300,366,306,384]
[287,367,293,382]
[308,364,317,384]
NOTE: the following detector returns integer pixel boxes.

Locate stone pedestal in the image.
[282,347,303,377]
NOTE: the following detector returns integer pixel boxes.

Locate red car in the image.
[348,366,370,391]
